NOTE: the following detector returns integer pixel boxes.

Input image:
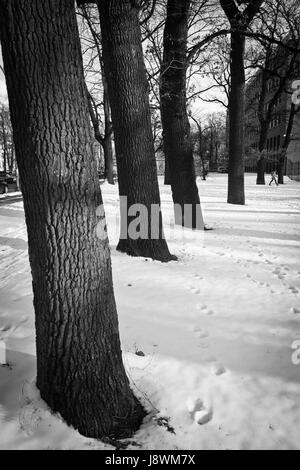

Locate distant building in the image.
[286,111,300,181]
[244,40,300,179]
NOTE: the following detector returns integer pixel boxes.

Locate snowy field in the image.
[0,173,299,450]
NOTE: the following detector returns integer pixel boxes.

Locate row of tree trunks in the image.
[160,0,204,229]
[0,0,145,439]
[97,0,175,261]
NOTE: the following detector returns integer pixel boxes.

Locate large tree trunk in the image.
[0,0,144,439]
[160,0,203,229]
[97,0,175,261]
[227,31,245,205]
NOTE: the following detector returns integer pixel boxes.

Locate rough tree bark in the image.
[95,0,175,261]
[227,29,246,204]
[0,0,145,439]
[160,0,203,229]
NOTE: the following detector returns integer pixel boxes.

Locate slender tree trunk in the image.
[0,0,144,439]
[1,114,7,174]
[97,0,175,261]
[227,31,245,204]
[256,121,269,185]
[160,0,203,229]
[102,135,114,184]
[209,128,213,171]
[102,62,115,185]
[215,140,219,169]
[8,147,14,174]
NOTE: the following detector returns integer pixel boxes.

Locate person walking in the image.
[269,171,278,186]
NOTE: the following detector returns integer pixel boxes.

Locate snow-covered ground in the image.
[0,173,299,450]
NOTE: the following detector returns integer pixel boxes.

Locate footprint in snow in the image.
[194,274,203,280]
[188,286,201,295]
[211,363,226,376]
[197,342,209,349]
[186,397,213,425]
[291,307,300,314]
[288,286,299,294]
[259,282,270,288]
[192,326,209,339]
[196,304,214,315]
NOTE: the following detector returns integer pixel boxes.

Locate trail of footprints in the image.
[214,241,300,300]
[184,242,299,427]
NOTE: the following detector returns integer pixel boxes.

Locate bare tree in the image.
[77,5,115,184]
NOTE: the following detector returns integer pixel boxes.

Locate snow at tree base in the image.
[0,174,299,450]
